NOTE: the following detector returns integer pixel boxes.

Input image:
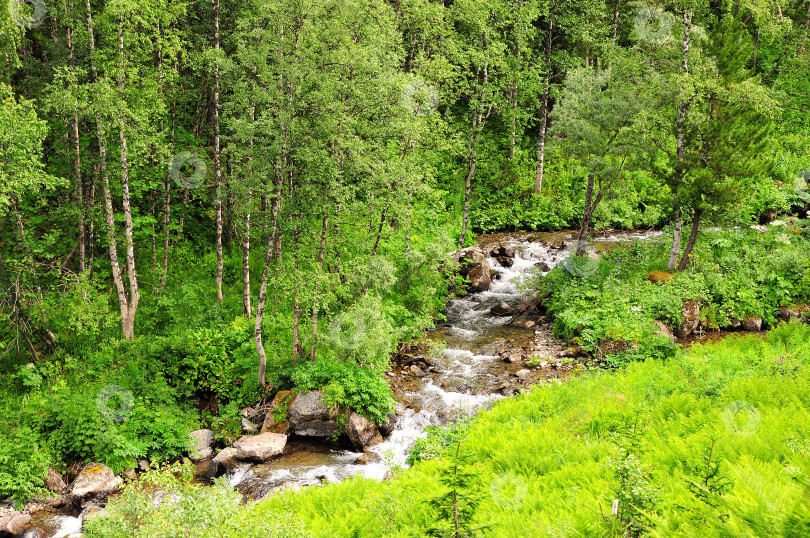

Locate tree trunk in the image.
[177,187,190,240]
[535,24,553,194]
[371,208,386,257]
[668,202,682,271]
[87,162,95,272]
[800,3,810,55]
[242,190,252,318]
[254,170,283,389]
[160,99,175,292]
[212,0,223,302]
[677,209,701,271]
[254,228,275,390]
[150,189,157,268]
[669,10,690,272]
[576,174,597,255]
[72,113,84,273]
[66,8,85,274]
[292,215,302,366]
[458,150,476,249]
[610,0,621,40]
[310,213,329,360]
[118,18,139,340]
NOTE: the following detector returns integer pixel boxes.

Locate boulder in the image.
[678,300,700,338]
[409,365,426,377]
[21,528,47,538]
[742,316,762,331]
[515,369,531,379]
[234,432,287,462]
[212,447,240,470]
[354,451,382,465]
[653,320,675,342]
[378,413,397,437]
[648,271,675,284]
[261,390,296,435]
[779,306,800,321]
[70,463,122,499]
[189,429,215,462]
[46,468,67,495]
[345,412,383,451]
[286,391,339,437]
[241,418,258,434]
[288,391,330,424]
[0,508,31,536]
[490,302,514,316]
[138,460,150,473]
[488,246,516,268]
[503,353,522,364]
[450,248,491,292]
[537,261,552,273]
[598,339,635,358]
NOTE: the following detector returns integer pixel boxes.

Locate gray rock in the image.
[46,468,67,495]
[21,527,47,538]
[742,316,762,331]
[0,509,31,535]
[450,248,491,292]
[678,300,700,338]
[241,417,258,433]
[490,302,513,316]
[234,432,287,462]
[378,413,397,437]
[345,412,383,451]
[288,391,331,424]
[409,365,426,377]
[515,369,531,379]
[503,353,522,364]
[138,460,150,472]
[537,261,552,272]
[293,420,338,438]
[189,429,215,462]
[213,447,239,470]
[70,463,122,499]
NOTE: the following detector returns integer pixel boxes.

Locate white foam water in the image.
[225,230,661,497]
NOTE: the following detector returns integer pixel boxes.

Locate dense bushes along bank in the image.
[538,222,810,367]
[85,323,810,537]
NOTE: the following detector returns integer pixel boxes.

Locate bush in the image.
[538,226,810,362]
[0,425,51,507]
[83,462,313,538]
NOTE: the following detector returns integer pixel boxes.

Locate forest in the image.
[1,0,810,536]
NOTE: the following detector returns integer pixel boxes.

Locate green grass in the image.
[245,323,810,537]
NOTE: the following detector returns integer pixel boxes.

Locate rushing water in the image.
[44,229,660,535]
[227,230,661,500]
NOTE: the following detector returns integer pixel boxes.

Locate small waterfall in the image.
[227,230,661,498]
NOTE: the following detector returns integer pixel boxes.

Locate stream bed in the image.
[38,229,659,537]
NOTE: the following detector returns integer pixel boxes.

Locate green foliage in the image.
[426,428,490,537]
[83,462,313,538]
[292,360,395,426]
[539,226,810,362]
[254,324,810,536]
[0,424,51,508]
